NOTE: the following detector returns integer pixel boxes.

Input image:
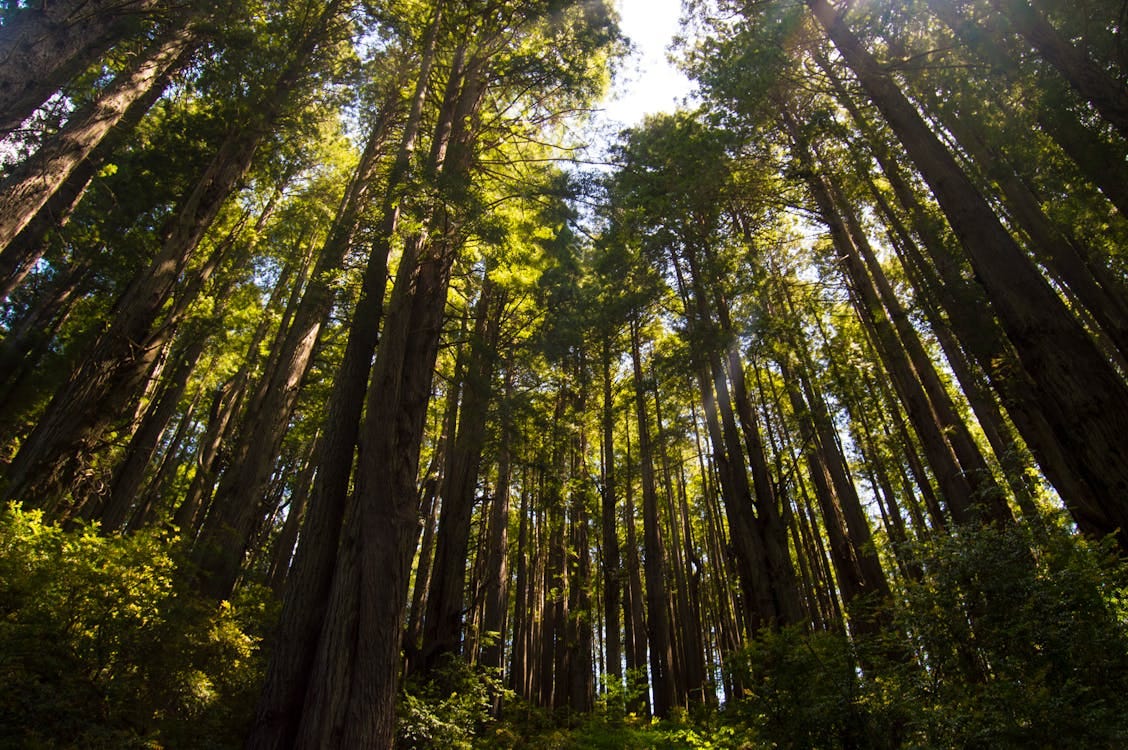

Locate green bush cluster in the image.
[716,521,1128,749]
[396,656,510,750]
[0,504,272,749]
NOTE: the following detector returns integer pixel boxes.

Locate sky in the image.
[597,0,695,127]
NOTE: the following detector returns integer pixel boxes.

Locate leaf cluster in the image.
[0,504,274,749]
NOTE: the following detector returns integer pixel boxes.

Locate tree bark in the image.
[810,0,1128,545]
[191,95,396,602]
[0,24,196,275]
[599,337,622,686]
[419,278,504,668]
[0,0,168,131]
[629,316,677,717]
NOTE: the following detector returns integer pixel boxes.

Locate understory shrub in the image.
[0,504,272,749]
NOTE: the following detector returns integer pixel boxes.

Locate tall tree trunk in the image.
[479,365,513,683]
[419,278,504,668]
[0,24,196,275]
[668,251,778,631]
[0,0,166,131]
[923,0,1128,216]
[629,316,677,718]
[782,105,1003,526]
[508,484,531,699]
[936,103,1128,362]
[267,435,321,593]
[599,337,622,687]
[245,13,448,745]
[565,371,594,712]
[621,421,651,715]
[809,0,1128,546]
[99,330,206,529]
[780,354,891,635]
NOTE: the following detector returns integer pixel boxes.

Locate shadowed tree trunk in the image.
[0,0,170,131]
[0,24,197,276]
[809,0,1128,547]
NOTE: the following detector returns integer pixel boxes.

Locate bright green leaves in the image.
[0,504,273,748]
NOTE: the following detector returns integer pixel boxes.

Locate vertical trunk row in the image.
[810,0,1128,545]
[1,0,349,511]
[419,278,504,668]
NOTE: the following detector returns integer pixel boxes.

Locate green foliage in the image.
[396,657,511,750]
[886,520,1128,748]
[481,706,756,750]
[0,504,273,749]
[724,627,876,749]
[717,521,1128,749]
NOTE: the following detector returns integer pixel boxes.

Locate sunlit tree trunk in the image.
[191,95,397,602]
[290,54,485,747]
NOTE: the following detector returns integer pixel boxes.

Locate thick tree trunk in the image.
[289,54,484,748]
[937,103,1128,361]
[0,43,173,302]
[0,25,195,274]
[0,0,168,131]
[811,0,1128,545]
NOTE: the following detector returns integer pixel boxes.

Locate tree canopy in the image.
[2,0,1128,747]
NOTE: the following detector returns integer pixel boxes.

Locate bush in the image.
[0,504,272,749]
[713,521,1128,749]
[889,520,1128,748]
[396,656,509,750]
[722,627,880,749]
